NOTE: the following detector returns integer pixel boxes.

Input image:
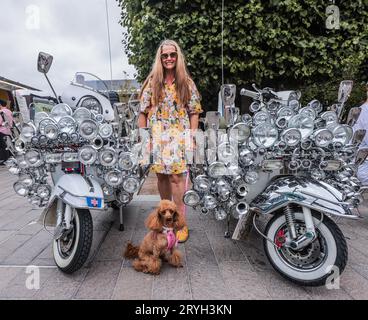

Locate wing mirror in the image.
[355,148,368,166]
[346,107,362,126]
[352,129,366,145]
[338,80,353,104]
[37,52,53,74]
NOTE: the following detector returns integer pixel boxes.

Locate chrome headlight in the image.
[239,147,255,166]
[18,173,34,187]
[214,207,228,221]
[261,160,284,170]
[73,107,92,124]
[313,129,333,147]
[118,152,137,170]
[228,122,250,144]
[13,182,28,196]
[44,123,59,140]
[15,138,26,153]
[51,103,72,122]
[306,99,322,113]
[203,194,218,210]
[208,161,227,178]
[104,170,123,187]
[281,128,301,147]
[45,153,62,164]
[311,169,326,180]
[300,106,316,120]
[99,123,113,139]
[36,184,51,199]
[244,170,259,184]
[122,177,139,193]
[78,145,97,165]
[21,123,36,142]
[118,190,132,204]
[25,150,43,167]
[252,124,278,148]
[34,112,49,128]
[80,97,102,114]
[99,148,117,167]
[38,118,57,135]
[216,178,231,197]
[183,190,200,206]
[332,124,353,146]
[288,114,314,140]
[218,142,237,164]
[253,111,270,126]
[321,111,337,125]
[193,175,211,193]
[277,106,294,120]
[63,152,79,162]
[319,160,342,171]
[249,101,261,112]
[16,155,28,169]
[58,116,77,134]
[102,184,114,197]
[79,119,98,140]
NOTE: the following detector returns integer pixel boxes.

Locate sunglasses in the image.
[161,52,177,60]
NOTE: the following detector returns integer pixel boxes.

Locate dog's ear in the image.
[145,208,163,232]
[173,210,186,231]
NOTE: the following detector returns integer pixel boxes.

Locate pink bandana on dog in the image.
[163,227,178,251]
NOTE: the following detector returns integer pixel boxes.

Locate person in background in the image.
[0,99,14,165]
[353,83,368,185]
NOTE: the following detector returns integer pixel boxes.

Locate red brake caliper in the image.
[275,229,286,249]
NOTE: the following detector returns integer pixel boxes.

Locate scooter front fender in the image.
[39,174,105,227]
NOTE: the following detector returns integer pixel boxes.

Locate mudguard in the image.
[39,174,105,227]
[250,175,359,219]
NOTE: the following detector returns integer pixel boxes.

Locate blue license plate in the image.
[86,197,102,208]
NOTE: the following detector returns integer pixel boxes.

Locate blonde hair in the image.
[140,39,193,106]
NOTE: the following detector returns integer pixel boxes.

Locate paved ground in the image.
[1,166,368,300]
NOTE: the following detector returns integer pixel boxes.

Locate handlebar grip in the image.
[240,89,259,100]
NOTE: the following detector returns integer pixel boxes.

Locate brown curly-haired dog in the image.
[124,199,186,275]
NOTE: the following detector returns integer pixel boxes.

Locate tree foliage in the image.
[117,0,368,110]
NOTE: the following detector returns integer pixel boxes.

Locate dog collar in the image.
[162,227,178,251]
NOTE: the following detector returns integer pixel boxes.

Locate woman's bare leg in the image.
[156,173,171,200]
[168,173,186,215]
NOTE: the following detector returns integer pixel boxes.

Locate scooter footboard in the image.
[251,176,359,219]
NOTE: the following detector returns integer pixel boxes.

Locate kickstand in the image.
[119,205,124,231]
[224,214,231,238]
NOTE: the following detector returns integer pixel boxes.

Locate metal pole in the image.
[105,0,113,90]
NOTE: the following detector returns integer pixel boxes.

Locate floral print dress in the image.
[140,78,203,175]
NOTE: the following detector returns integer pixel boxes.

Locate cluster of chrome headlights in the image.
[184,92,363,220]
[7,102,143,207]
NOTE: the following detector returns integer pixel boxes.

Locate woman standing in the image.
[138,40,203,242]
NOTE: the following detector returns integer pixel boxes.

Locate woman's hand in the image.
[138,112,148,128]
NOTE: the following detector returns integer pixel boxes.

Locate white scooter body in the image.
[61,82,115,121]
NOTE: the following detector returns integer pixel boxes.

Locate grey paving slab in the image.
[206,234,248,263]
[0,231,14,243]
[95,228,133,261]
[151,262,192,300]
[112,267,154,300]
[2,230,52,265]
[34,282,80,300]
[75,261,122,299]
[0,234,32,263]
[340,266,368,299]
[255,270,312,300]
[217,261,271,300]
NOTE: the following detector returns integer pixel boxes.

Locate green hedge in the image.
[117,0,368,110]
